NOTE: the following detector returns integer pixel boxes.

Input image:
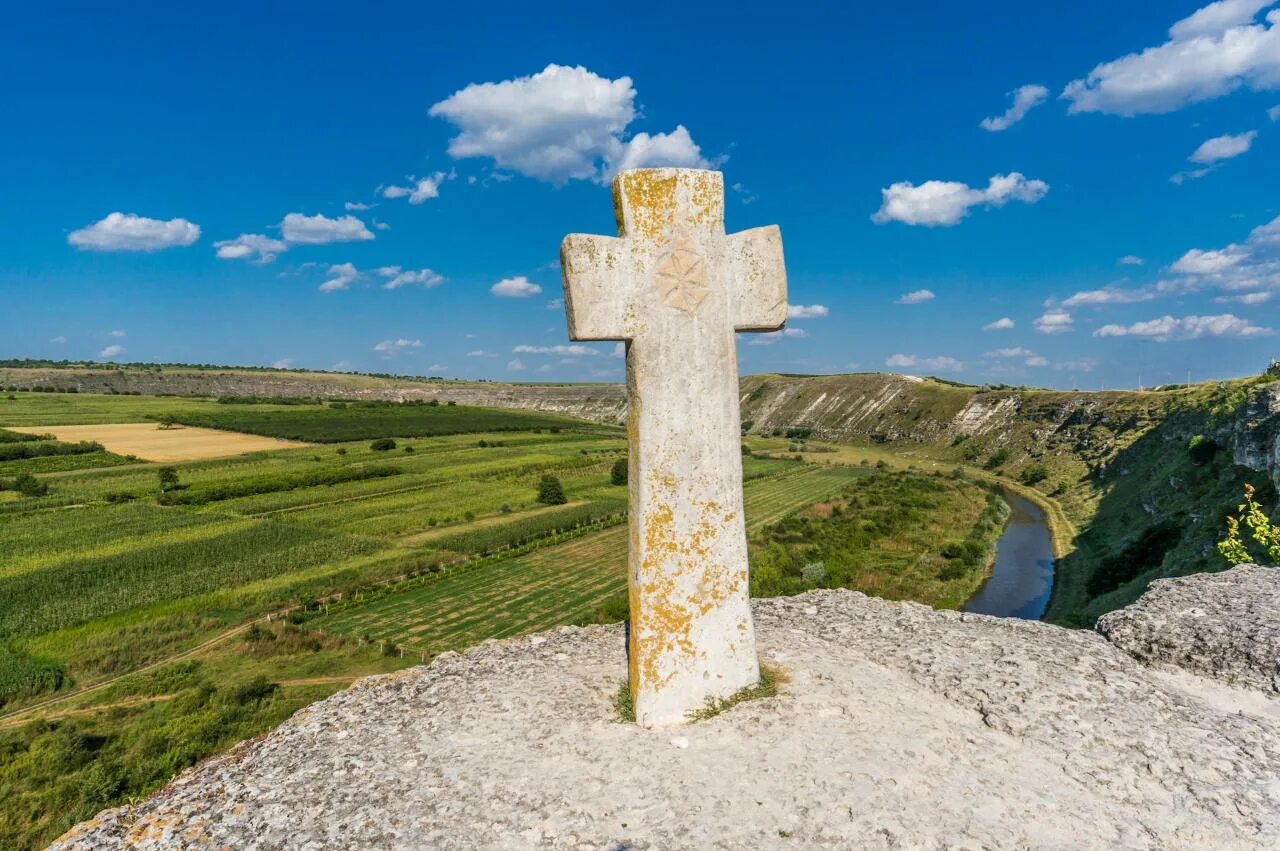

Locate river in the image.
[962,491,1056,620]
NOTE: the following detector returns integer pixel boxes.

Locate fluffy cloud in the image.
[382,172,448,204]
[513,344,600,356]
[988,346,1036,358]
[1270,104,1280,120]
[491,276,542,298]
[379,267,444,289]
[98,345,125,358]
[1216,290,1274,303]
[787,304,829,319]
[1118,255,1145,266]
[1025,355,1050,367]
[109,329,126,338]
[872,173,1048,227]
[885,353,964,372]
[1034,309,1074,334]
[344,201,372,211]
[319,262,359,293]
[980,84,1049,131]
[1062,2,1280,115]
[68,213,200,252]
[1095,313,1273,340]
[983,317,1015,331]
[1190,129,1258,163]
[373,338,423,356]
[894,289,936,305]
[280,213,374,245]
[1060,286,1156,308]
[507,359,526,371]
[214,233,287,263]
[467,350,496,357]
[272,358,295,369]
[428,64,709,185]
[1170,246,1249,274]
[49,336,66,344]
[747,328,807,346]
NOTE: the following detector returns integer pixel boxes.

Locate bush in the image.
[1019,464,1049,486]
[157,466,179,492]
[2,474,49,497]
[984,448,1009,470]
[537,474,567,505]
[611,458,627,486]
[370,438,397,452]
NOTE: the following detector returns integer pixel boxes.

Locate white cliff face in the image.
[55,572,1280,851]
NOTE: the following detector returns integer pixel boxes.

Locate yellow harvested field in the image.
[9,423,313,462]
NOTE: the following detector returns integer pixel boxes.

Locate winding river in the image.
[962,491,1056,620]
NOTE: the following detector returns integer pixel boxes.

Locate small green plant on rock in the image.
[1219,483,1280,566]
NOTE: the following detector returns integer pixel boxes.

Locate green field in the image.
[0,391,1013,849]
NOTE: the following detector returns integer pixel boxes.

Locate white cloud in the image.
[885,353,964,372]
[68,213,200,252]
[280,213,374,245]
[1060,286,1157,308]
[380,267,444,289]
[988,347,1036,358]
[467,350,496,357]
[787,304,829,319]
[373,219,391,232]
[872,173,1048,227]
[272,358,295,369]
[1270,104,1280,119]
[603,125,709,179]
[513,344,600,356]
[1025,355,1050,367]
[1095,313,1273,340]
[49,336,66,344]
[382,172,448,204]
[980,84,1050,131]
[1119,255,1145,266]
[747,328,807,346]
[1216,290,1274,303]
[1190,129,1258,163]
[983,317,1015,331]
[612,341,626,358]
[428,64,709,185]
[1062,2,1280,115]
[344,201,373,211]
[373,338,423,357]
[894,289,936,305]
[491,276,542,298]
[1170,246,1249,274]
[320,262,359,293]
[214,233,288,263]
[98,345,125,358]
[1034,309,1074,334]
[1170,165,1217,184]
[109,329,126,338]
[1055,357,1099,373]
[507,359,526,371]
[427,363,449,372]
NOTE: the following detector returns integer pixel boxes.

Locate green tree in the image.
[370,438,397,451]
[156,414,177,430]
[537,474,567,505]
[610,458,628,486]
[157,466,179,492]
[10,473,49,497]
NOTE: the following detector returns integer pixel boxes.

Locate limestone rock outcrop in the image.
[55,575,1280,850]
[1098,564,1280,694]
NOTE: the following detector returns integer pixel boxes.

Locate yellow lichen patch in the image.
[686,170,724,232]
[617,170,679,245]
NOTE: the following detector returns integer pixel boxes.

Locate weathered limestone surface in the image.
[561,168,787,727]
[56,582,1280,850]
[1098,564,1280,693]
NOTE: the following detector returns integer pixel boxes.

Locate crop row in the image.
[156,464,403,506]
[429,498,627,555]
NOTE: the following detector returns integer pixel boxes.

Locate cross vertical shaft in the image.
[561,168,787,727]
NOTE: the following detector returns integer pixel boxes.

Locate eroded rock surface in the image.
[55,589,1280,850]
[1098,564,1280,693]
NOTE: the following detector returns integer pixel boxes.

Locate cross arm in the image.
[725,225,787,331]
[560,233,636,341]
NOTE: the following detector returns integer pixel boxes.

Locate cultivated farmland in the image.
[7,423,313,462]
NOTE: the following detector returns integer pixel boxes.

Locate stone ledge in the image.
[54,587,1280,850]
[1097,564,1280,694]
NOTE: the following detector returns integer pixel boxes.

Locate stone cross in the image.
[560,168,788,727]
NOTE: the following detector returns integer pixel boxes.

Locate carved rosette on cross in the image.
[560,168,788,727]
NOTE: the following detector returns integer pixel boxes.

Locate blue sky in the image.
[2,0,1278,389]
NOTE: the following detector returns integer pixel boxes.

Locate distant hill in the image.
[4,360,1277,625]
